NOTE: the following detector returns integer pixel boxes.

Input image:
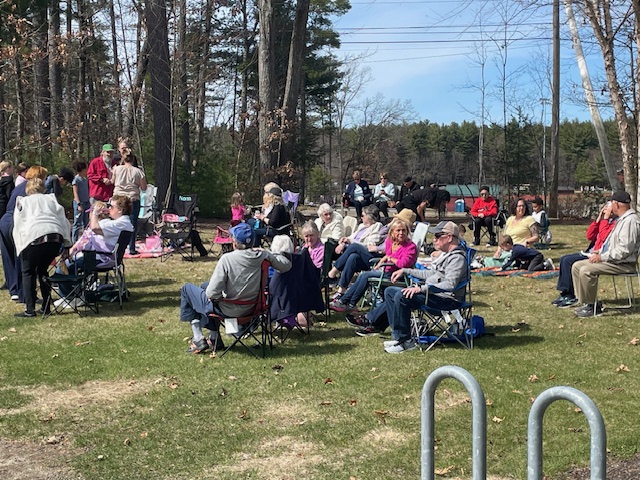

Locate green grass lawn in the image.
[1,223,639,479]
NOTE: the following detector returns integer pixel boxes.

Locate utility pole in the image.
[549,0,560,217]
[540,98,549,202]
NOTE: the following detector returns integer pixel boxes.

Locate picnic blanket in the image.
[123,239,174,259]
[472,266,559,279]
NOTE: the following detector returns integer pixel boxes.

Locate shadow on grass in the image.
[129,278,176,288]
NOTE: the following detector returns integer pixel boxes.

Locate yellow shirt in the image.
[505,215,536,245]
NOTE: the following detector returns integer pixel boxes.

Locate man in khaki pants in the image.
[571,191,640,317]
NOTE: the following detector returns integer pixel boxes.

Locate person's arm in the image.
[265,251,292,273]
[89,209,104,234]
[373,184,382,199]
[602,216,639,263]
[363,182,373,201]
[139,173,148,191]
[386,242,418,269]
[470,199,481,217]
[86,160,102,183]
[524,221,539,245]
[72,183,83,212]
[205,259,227,300]
[486,199,498,217]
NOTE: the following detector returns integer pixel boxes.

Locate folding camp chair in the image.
[159,193,198,261]
[92,230,133,311]
[43,251,99,317]
[270,250,324,342]
[313,238,338,323]
[211,225,234,257]
[594,260,640,313]
[283,190,301,225]
[137,184,158,240]
[207,261,272,358]
[413,221,430,255]
[410,247,474,351]
[342,215,358,237]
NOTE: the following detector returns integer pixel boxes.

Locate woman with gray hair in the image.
[328,204,386,297]
[314,203,344,243]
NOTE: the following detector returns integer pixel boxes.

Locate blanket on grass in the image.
[472,266,559,279]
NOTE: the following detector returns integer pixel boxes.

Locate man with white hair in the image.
[179,223,291,354]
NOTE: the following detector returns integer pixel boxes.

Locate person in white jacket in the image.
[314,203,344,243]
[12,178,71,317]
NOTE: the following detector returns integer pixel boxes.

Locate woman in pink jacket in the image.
[329,218,417,313]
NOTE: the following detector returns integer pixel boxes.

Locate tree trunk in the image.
[123,40,150,140]
[0,79,5,160]
[581,0,636,203]
[195,0,213,147]
[33,7,51,156]
[257,0,278,169]
[109,0,122,134]
[15,55,26,152]
[565,0,616,189]
[48,2,62,150]
[64,0,73,138]
[280,0,311,166]
[145,0,173,205]
[177,0,191,173]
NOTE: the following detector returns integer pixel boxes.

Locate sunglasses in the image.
[434,232,450,239]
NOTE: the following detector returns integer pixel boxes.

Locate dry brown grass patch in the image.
[0,438,83,480]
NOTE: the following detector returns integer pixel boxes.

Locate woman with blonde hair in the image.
[12,177,71,317]
[0,166,48,302]
[251,187,289,245]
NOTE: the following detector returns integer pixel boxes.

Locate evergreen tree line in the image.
[0,0,626,217]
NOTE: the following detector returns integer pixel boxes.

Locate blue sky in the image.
[331,0,611,125]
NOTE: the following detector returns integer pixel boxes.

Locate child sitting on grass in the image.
[500,235,554,272]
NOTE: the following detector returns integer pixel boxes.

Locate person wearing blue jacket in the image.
[500,235,553,272]
[342,170,372,220]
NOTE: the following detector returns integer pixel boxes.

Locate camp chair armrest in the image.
[426,279,470,295]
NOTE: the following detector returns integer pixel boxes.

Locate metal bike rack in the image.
[421,365,486,480]
[421,368,607,480]
[528,386,607,480]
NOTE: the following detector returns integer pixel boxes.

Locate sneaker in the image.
[490,238,498,247]
[557,296,578,308]
[329,299,357,313]
[385,338,417,353]
[14,311,36,318]
[544,259,555,271]
[383,340,399,348]
[331,291,343,302]
[551,295,568,306]
[10,295,19,301]
[355,326,383,337]
[345,314,368,328]
[575,302,603,318]
[129,250,141,256]
[186,338,210,354]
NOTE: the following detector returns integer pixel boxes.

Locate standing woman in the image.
[13,177,71,317]
[0,166,48,302]
[112,149,147,255]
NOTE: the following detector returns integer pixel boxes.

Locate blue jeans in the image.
[340,269,388,306]
[334,243,376,289]
[72,200,90,243]
[129,199,141,252]
[180,282,223,331]
[385,286,462,343]
[557,252,584,297]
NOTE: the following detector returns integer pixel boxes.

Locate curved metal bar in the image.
[527,386,607,480]
[421,365,487,480]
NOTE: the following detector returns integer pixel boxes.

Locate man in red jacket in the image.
[470,186,498,246]
[87,143,116,203]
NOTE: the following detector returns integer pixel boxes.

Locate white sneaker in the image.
[385,338,417,353]
[53,298,67,308]
[546,259,555,271]
[383,340,399,348]
[10,294,19,301]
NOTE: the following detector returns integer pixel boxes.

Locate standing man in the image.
[394,176,421,206]
[373,173,396,217]
[87,144,116,203]
[571,191,640,317]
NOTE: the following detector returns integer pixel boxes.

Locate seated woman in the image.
[484,198,538,267]
[329,217,417,313]
[251,187,289,245]
[301,221,324,269]
[12,177,72,317]
[327,204,385,298]
[314,203,344,244]
[54,195,134,307]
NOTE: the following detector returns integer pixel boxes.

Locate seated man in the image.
[470,186,498,246]
[571,191,640,317]
[179,223,291,354]
[382,221,468,353]
[552,201,616,308]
